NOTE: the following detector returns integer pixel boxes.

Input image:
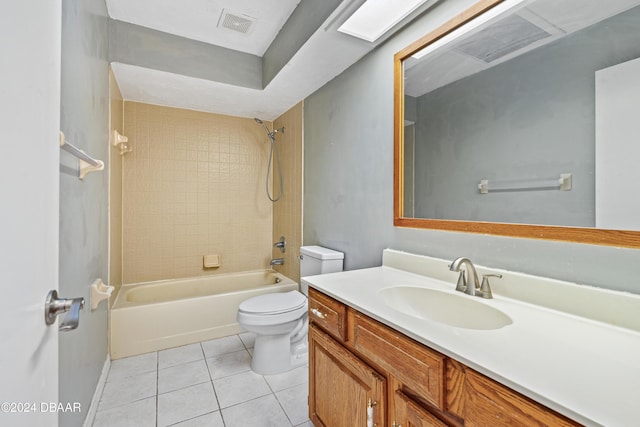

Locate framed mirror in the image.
[394,0,640,248]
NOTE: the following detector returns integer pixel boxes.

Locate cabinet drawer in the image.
[308,288,347,342]
[350,309,445,409]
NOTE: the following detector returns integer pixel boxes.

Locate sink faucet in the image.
[449,257,480,296]
[270,258,284,266]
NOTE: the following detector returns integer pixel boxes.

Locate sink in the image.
[378,286,512,330]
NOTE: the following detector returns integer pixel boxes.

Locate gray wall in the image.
[303,0,640,294]
[110,20,262,89]
[59,0,110,425]
[262,0,341,86]
[413,6,640,226]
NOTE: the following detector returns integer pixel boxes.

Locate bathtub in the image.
[110,270,298,359]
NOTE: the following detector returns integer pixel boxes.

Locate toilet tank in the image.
[299,245,344,295]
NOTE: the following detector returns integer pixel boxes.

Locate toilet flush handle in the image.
[310,308,326,319]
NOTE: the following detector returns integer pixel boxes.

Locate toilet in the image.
[237,245,344,375]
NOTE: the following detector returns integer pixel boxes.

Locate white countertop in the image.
[302,250,640,427]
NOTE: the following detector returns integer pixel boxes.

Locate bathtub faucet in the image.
[270,258,285,266]
[273,236,286,253]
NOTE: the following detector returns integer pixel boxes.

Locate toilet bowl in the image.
[237,290,308,375]
[237,245,344,375]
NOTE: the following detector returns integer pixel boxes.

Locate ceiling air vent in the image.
[217,9,256,35]
[453,13,554,63]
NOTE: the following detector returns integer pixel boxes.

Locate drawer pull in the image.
[311,308,326,319]
[367,398,377,427]
[392,422,401,427]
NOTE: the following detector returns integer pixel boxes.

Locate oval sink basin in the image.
[378,286,512,330]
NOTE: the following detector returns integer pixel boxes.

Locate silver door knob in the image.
[44,290,85,331]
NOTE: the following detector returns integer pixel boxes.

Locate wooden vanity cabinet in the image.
[308,289,583,427]
[309,324,386,426]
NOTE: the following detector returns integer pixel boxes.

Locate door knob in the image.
[44,290,85,331]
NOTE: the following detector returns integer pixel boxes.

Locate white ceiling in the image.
[106,0,379,120]
[106,0,301,57]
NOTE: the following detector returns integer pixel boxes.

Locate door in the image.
[0,1,61,426]
[309,324,386,427]
[595,56,640,230]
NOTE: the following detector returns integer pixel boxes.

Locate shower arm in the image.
[254,118,284,141]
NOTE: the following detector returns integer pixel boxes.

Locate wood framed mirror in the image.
[394,0,640,248]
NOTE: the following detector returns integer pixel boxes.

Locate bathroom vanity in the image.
[303,250,640,426]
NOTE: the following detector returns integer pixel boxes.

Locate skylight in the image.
[337,0,430,42]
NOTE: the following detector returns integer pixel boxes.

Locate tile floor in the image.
[93,332,312,427]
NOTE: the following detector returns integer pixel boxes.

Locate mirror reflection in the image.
[401,0,640,231]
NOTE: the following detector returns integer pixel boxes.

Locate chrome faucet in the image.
[273,236,286,253]
[270,258,285,266]
[449,257,481,296]
[449,257,502,299]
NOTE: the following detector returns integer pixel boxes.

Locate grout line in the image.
[217,392,273,411]
[164,410,220,427]
[95,396,156,414]
[202,341,225,426]
[272,390,295,427]
[157,378,213,397]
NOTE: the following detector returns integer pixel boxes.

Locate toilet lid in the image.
[239,290,306,315]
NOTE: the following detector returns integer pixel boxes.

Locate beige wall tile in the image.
[272,102,304,282]
[122,102,273,283]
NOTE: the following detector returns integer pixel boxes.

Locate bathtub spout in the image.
[270,258,284,266]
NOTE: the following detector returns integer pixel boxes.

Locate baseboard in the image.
[83,354,111,427]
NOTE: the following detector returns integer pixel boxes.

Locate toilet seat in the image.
[237,290,308,327]
[239,290,306,315]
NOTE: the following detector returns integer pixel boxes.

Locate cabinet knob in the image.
[311,308,326,319]
[392,422,401,427]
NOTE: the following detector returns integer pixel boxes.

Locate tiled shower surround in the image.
[122,102,274,283]
[272,103,303,283]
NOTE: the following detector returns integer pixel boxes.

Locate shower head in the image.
[254,117,275,141]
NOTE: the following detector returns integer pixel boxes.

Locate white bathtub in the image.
[110,270,298,359]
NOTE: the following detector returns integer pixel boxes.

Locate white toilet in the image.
[237,245,344,375]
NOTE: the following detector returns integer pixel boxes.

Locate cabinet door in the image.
[458,369,580,427]
[309,324,386,427]
[394,390,448,427]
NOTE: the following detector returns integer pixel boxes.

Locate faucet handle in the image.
[478,274,502,299]
[455,271,467,292]
[273,236,286,253]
